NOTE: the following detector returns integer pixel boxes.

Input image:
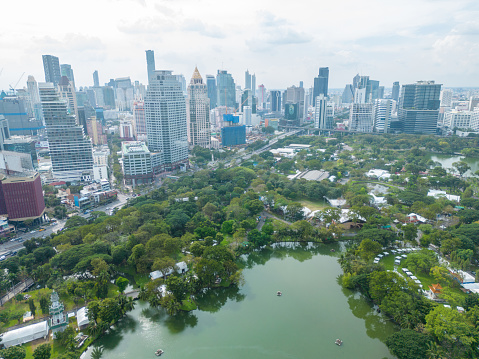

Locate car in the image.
[39,228,45,232]
[0,255,6,261]
[30,230,36,234]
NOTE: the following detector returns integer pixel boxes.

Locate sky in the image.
[1,0,479,91]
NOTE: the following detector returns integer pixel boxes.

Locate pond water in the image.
[427,153,479,176]
[82,243,396,359]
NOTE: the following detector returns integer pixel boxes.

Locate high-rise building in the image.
[86,118,107,145]
[206,75,217,109]
[373,99,393,133]
[0,172,45,222]
[187,67,211,149]
[282,85,305,127]
[443,110,472,130]
[245,70,252,90]
[398,81,441,134]
[145,70,189,171]
[133,100,146,139]
[378,86,385,99]
[58,76,78,119]
[470,108,479,131]
[42,55,61,86]
[251,74,256,96]
[342,84,354,104]
[243,106,252,127]
[349,103,374,132]
[257,84,267,110]
[26,75,43,124]
[392,82,400,102]
[122,141,154,187]
[313,67,329,100]
[270,90,282,113]
[174,74,187,96]
[93,70,100,87]
[216,70,236,109]
[0,95,43,135]
[39,83,93,181]
[60,64,75,86]
[440,89,453,107]
[314,95,333,130]
[145,50,156,83]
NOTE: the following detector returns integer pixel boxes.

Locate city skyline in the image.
[1,0,479,91]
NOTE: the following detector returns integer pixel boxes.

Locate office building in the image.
[60,64,75,86]
[42,55,61,86]
[470,108,479,131]
[3,136,37,167]
[342,84,354,104]
[206,75,217,109]
[187,67,211,149]
[440,89,453,107]
[221,114,245,146]
[281,85,305,127]
[0,172,45,222]
[39,83,93,181]
[392,82,400,102]
[146,50,156,83]
[257,84,267,110]
[57,76,78,119]
[443,110,472,130]
[145,70,189,171]
[270,90,282,113]
[216,70,236,108]
[26,76,43,124]
[349,103,374,132]
[314,95,333,130]
[0,116,9,150]
[251,74,256,96]
[373,99,393,133]
[398,81,441,134]
[120,120,135,140]
[133,100,146,138]
[313,67,329,100]
[121,141,153,186]
[0,95,43,135]
[378,86,385,99]
[243,106,252,127]
[86,118,107,145]
[93,70,100,87]
[245,70,251,90]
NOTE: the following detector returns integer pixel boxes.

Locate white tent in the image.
[0,321,49,348]
[77,307,89,328]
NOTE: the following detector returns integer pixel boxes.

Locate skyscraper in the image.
[314,95,333,130]
[349,103,374,132]
[392,82,400,102]
[93,70,100,87]
[58,76,78,119]
[270,90,282,113]
[398,81,441,134]
[133,100,146,138]
[251,74,256,96]
[313,67,329,100]
[206,75,217,109]
[26,75,43,124]
[145,70,189,171]
[245,70,251,90]
[39,83,93,181]
[373,99,393,133]
[42,55,61,86]
[216,70,236,108]
[60,64,75,86]
[145,50,156,83]
[187,67,211,149]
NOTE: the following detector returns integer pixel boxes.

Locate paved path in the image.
[0,278,34,306]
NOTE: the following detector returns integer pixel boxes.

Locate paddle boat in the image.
[335,339,343,346]
[155,349,164,356]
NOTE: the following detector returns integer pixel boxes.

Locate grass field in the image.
[299,198,328,211]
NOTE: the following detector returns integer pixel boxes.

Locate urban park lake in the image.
[82,243,397,359]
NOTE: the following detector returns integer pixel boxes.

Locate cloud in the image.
[182,19,226,39]
[31,34,105,56]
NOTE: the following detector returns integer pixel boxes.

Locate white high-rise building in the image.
[314,95,326,129]
[440,89,453,107]
[186,67,211,149]
[145,70,189,171]
[58,76,78,120]
[243,106,252,127]
[443,110,472,130]
[470,108,479,131]
[39,83,93,181]
[373,99,393,133]
[349,103,374,132]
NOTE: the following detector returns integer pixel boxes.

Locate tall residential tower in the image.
[187,67,211,149]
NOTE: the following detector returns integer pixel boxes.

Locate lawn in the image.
[299,198,328,212]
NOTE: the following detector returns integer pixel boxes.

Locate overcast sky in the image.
[1,0,478,91]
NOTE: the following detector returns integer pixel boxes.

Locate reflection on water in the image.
[83,242,396,359]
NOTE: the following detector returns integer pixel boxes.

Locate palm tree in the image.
[91,346,104,359]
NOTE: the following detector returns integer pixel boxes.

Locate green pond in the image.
[427,153,479,176]
[82,243,397,359]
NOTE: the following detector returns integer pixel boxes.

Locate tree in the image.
[39,295,50,314]
[0,346,27,359]
[385,329,432,359]
[402,223,418,242]
[166,276,189,302]
[54,326,76,350]
[152,257,176,279]
[28,298,36,317]
[33,344,51,359]
[452,160,470,177]
[356,239,382,261]
[115,276,129,293]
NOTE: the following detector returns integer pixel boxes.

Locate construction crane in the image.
[9,72,25,94]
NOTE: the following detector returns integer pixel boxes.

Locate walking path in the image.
[0,278,34,306]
